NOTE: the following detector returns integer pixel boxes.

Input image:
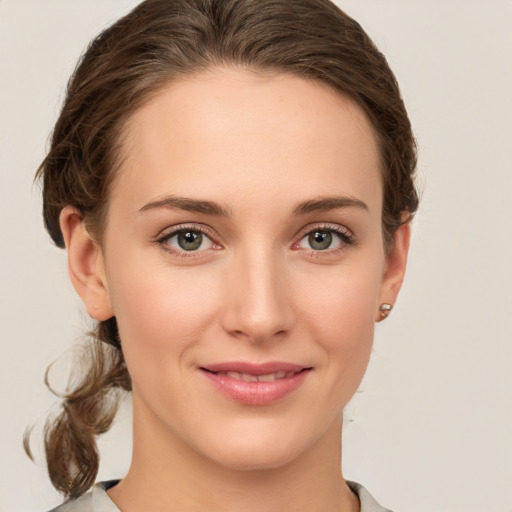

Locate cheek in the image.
[297,258,381,340]
[296,260,381,397]
[106,258,222,375]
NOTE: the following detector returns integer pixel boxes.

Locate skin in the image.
[60,68,410,512]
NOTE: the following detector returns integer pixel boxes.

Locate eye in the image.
[295,225,355,253]
[173,230,209,251]
[305,230,336,251]
[157,226,218,256]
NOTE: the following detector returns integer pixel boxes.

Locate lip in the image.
[199,361,312,406]
[202,361,307,375]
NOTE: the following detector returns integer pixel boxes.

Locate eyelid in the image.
[156,222,218,241]
[294,222,354,242]
[292,222,356,252]
[154,221,355,258]
[155,223,222,257]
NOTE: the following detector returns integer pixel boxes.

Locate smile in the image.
[211,370,297,382]
[199,362,312,405]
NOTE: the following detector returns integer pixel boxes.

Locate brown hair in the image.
[28,0,418,501]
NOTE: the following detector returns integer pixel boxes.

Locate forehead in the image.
[113,67,382,217]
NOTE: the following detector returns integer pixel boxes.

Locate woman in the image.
[29,0,418,510]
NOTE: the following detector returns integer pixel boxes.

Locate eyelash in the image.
[155,222,356,259]
[293,223,356,256]
[155,223,221,259]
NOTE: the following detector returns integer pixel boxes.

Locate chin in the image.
[194,420,320,472]
[209,443,302,472]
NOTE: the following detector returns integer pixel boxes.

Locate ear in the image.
[376,223,411,322]
[59,206,114,321]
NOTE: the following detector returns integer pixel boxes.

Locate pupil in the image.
[309,230,332,250]
[178,231,202,250]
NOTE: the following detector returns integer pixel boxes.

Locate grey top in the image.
[48,479,393,512]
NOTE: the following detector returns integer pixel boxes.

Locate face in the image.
[68,68,408,471]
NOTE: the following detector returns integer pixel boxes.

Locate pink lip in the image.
[202,361,307,375]
[199,361,312,406]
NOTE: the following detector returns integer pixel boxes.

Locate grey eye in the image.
[308,230,333,250]
[160,227,216,255]
[177,231,203,251]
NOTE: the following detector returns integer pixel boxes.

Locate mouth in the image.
[199,362,312,405]
[202,369,301,382]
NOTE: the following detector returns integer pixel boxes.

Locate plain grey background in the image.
[1,1,511,511]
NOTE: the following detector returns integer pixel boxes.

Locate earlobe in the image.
[375,223,411,322]
[59,206,114,321]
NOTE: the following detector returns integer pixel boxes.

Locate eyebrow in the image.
[291,195,369,216]
[139,195,231,216]
[138,194,368,217]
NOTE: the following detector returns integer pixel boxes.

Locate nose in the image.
[220,247,296,344]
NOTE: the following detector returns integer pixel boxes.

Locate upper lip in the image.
[200,361,310,376]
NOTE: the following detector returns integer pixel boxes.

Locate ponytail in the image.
[24,318,131,500]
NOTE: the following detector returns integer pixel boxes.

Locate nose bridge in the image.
[222,243,294,342]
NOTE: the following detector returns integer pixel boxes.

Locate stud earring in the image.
[379,303,393,320]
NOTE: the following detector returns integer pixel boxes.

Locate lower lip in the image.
[200,369,311,405]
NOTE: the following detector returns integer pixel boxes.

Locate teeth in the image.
[257,373,275,382]
[216,371,297,381]
[241,373,258,382]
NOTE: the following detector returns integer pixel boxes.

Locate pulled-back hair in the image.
[28,0,418,501]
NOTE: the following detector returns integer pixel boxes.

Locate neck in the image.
[107,394,359,512]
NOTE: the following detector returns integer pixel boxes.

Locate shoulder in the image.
[45,480,121,512]
[46,479,391,512]
[347,480,395,512]
[46,492,92,512]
